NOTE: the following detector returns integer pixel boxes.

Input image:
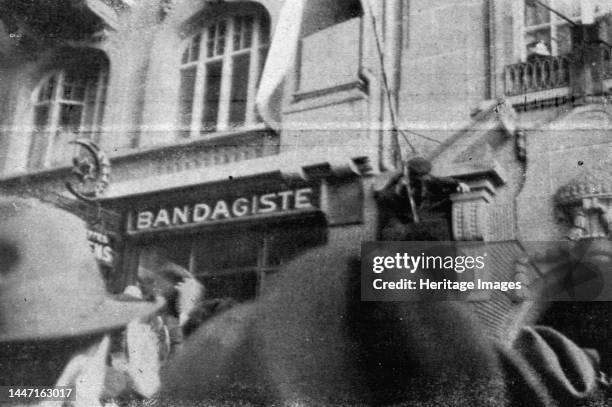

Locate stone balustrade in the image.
[504,56,570,97]
[505,45,612,97]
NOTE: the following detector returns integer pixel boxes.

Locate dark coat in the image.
[157,243,611,406]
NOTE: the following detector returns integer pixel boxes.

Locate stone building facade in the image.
[0,0,611,346]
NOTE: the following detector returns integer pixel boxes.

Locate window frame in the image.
[514,0,610,62]
[134,220,326,301]
[178,9,270,137]
[29,67,108,169]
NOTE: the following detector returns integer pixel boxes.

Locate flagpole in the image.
[384,0,403,168]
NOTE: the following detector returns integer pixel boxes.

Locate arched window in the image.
[178,8,270,136]
[29,62,108,169]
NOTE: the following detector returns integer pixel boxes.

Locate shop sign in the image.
[130,187,318,232]
[86,228,116,267]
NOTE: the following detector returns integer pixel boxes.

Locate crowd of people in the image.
[2,191,612,406]
[0,196,234,406]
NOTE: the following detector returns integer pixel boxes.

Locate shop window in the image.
[134,221,326,305]
[202,271,258,302]
[266,225,327,267]
[193,231,260,272]
[28,63,108,170]
[178,9,270,136]
[515,0,611,61]
[139,237,192,272]
[136,237,193,301]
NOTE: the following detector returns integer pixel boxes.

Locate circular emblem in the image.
[65,138,111,201]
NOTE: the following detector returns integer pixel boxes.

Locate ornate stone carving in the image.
[555,159,612,240]
[451,180,495,241]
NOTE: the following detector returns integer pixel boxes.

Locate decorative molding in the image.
[429,100,527,243]
[488,203,516,241]
[283,86,367,115]
[292,80,367,103]
[504,87,571,111]
[101,149,370,200]
[451,180,495,241]
[111,130,280,182]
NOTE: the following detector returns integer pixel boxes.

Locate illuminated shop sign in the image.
[130,187,318,232]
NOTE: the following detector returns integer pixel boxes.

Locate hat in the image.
[138,260,193,300]
[0,197,165,342]
[159,262,193,282]
[406,157,433,176]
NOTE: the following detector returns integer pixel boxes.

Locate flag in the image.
[255,0,367,129]
[255,0,307,129]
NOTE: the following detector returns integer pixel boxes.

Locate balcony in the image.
[294,17,364,100]
[504,44,612,108]
[504,56,570,97]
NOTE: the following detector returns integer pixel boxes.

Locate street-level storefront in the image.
[102,151,370,302]
[53,195,125,293]
[126,181,328,301]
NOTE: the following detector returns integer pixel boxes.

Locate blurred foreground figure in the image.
[0,197,164,406]
[140,259,237,353]
[158,176,612,406]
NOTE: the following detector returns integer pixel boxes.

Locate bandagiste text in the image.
[135,188,314,230]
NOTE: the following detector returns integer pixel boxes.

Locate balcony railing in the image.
[504,56,570,97]
[505,45,612,97]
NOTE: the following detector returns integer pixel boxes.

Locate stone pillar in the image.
[570,23,606,103]
[451,179,496,241]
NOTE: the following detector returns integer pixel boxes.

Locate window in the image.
[517,0,611,60]
[28,65,108,169]
[178,10,270,136]
[135,221,326,302]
